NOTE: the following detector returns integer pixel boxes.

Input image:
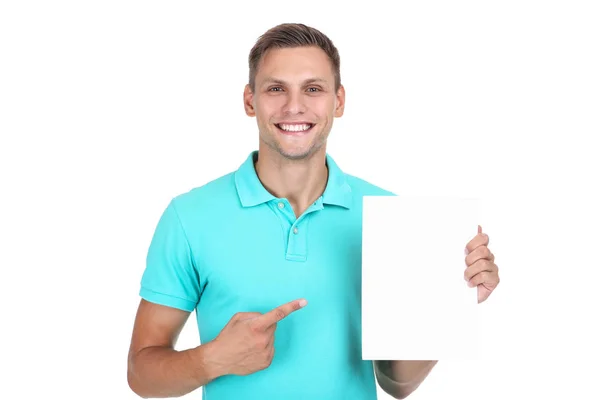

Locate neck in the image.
[254,146,328,217]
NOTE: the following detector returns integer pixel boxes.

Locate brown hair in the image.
[248,23,341,92]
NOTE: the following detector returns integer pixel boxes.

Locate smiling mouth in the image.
[275,123,315,134]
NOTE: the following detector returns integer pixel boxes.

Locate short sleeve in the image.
[139,199,201,312]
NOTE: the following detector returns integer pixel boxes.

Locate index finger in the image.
[466,229,489,254]
[253,298,307,330]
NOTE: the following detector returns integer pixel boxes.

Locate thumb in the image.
[230,311,262,323]
[478,225,482,234]
[238,312,262,321]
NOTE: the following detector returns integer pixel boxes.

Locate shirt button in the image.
[293,227,299,234]
[278,202,284,209]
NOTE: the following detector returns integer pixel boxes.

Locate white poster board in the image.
[362,195,482,361]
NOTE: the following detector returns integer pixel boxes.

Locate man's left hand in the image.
[464,225,500,303]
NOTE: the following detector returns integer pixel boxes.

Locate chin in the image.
[260,129,325,160]
[276,143,324,161]
[279,151,312,160]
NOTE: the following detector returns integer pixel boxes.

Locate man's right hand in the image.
[210,298,308,376]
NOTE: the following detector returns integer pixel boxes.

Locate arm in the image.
[373,360,438,399]
[127,299,227,398]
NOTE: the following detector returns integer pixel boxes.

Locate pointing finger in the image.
[253,299,307,331]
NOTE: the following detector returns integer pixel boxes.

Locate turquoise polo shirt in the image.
[139,150,394,400]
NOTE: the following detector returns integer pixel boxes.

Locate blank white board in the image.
[362,195,482,361]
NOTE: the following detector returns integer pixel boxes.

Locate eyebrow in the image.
[262,77,330,87]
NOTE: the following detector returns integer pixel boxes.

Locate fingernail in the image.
[298,299,307,307]
[464,248,469,255]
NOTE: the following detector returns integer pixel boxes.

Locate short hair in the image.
[248,23,341,92]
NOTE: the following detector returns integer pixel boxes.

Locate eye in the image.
[269,86,283,92]
[307,87,320,92]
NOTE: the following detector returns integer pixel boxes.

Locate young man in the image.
[127,23,500,400]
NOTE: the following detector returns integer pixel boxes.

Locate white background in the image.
[1,1,599,399]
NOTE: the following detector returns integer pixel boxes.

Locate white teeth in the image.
[279,123,311,132]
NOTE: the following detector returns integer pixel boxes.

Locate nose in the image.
[282,90,306,115]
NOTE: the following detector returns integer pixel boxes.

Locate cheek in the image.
[254,108,272,125]
[312,98,335,118]
[256,101,283,122]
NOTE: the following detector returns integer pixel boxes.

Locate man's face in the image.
[244,46,345,161]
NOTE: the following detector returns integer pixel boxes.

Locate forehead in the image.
[256,46,334,83]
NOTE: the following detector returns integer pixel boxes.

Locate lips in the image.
[275,123,314,135]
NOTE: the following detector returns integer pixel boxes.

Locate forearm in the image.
[127,341,226,398]
[374,360,438,399]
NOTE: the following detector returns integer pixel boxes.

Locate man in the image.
[127,23,500,399]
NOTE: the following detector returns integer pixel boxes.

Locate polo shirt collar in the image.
[234,150,353,209]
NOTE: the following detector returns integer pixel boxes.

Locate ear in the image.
[334,84,345,118]
[243,84,256,117]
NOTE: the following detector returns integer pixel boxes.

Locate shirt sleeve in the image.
[139,199,201,312]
